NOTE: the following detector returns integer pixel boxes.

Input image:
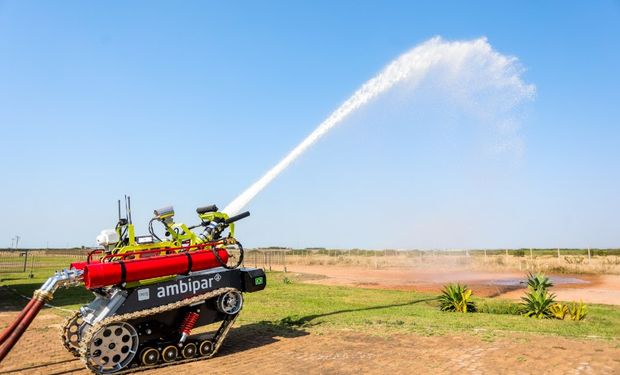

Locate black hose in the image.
[212,240,244,269]
[148,218,163,242]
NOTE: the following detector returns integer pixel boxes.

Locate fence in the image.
[242,248,620,274]
[0,250,31,273]
[0,249,88,275]
[242,248,425,271]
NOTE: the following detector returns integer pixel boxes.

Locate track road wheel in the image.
[162,345,178,362]
[85,322,139,374]
[216,290,243,315]
[199,340,213,356]
[61,311,83,357]
[141,347,159,366]
[182,343,197,358]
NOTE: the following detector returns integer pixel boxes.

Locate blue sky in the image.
[0,1,619,249]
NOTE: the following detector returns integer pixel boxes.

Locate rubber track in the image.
[61,311,82,358]
[78,287,238,374]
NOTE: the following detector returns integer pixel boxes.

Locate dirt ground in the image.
[276,264,620,305]
[0,310,619,375]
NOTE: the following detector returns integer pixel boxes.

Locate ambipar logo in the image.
[156,275,220,298]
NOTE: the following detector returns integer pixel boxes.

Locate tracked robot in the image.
[0,197,266,374]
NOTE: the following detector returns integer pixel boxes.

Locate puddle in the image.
[487,276,590,287]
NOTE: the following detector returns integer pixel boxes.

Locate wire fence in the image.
[0,249,88,274]
[0,250,31,273]
[242,248,620,274]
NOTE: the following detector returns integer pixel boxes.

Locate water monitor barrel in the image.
[225,211,250,224]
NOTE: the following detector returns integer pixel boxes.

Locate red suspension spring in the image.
[180,312,199,336]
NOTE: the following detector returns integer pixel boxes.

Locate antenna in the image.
[124,195,129,222]
[118,199,121,221]
[127,196,132,224]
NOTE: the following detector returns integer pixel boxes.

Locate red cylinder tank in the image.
[70,260,99,271]
[82,249,229,289]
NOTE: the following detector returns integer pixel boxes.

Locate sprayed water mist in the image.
[223,37,535,215]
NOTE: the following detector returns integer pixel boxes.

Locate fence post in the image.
[28,252,35,278]
[530,248,533,260]
[588,248,591,262]
[23,250,28,272]
[557,248,560,258]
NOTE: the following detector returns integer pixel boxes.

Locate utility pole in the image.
[15,235,20,249]
[11,237,15,249]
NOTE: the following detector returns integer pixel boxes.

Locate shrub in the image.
[549,303,569,320]
[522,287,556,319]
[438,283,476,313]
[519,273,589,321]
[568,301,588,321]
[522,273,556,319]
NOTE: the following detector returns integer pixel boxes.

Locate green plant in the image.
[438,283,476,313]
[526,272,554,291]
[568,301,588,321]
[522,273,556,319]
[283,277,292,284]
[549,303,569,320]
[522,287,556,319]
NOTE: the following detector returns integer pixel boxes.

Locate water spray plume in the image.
[223,36,534,215]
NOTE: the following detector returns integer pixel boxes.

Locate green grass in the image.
[239,272,620,339]
[2,264,620,340]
